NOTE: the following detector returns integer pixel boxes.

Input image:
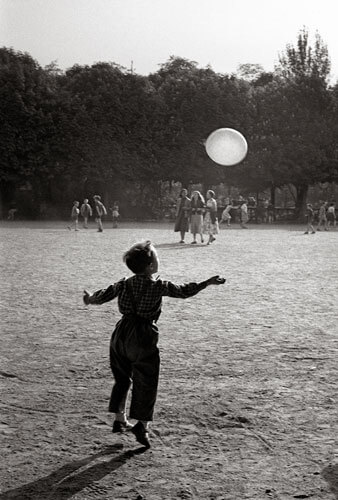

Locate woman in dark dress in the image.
[190,190,205,244]
[174,188,191,243]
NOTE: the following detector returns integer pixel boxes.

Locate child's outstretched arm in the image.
[83,280,124,305]
[161,275,225,299]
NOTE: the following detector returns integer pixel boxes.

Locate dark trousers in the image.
[108,316,160,421]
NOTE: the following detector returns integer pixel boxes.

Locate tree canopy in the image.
[1,28,337,218]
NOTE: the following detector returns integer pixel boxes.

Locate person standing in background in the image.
[174,188,191,243]
[203,190,219,245]
[326,202,336,229]
[304,203,316,234]
[316,201,327,231]
[190,191,205,244]
[93,195,107,232]
[68,201,80,231]
[80,198,93,229]
[240,201,249,229]
[111,202,120,228]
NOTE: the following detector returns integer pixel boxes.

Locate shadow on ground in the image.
[322,464,338,499]
[0,444,147,500]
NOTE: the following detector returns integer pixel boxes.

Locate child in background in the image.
[203,190,219,244]
[83,240,225,449]
[112,202,120,228]
[80,198,93,229]
[316,201,328,231]
[220,202,233,227]
[240,201,249,229]
[93,195,107,232]
[326,202,336,229]
[304,203,315,234]
[68,201,80,231]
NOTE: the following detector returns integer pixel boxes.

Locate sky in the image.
[1,0,338,80]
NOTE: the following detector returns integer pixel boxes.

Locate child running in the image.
[220,202,234,227]
[83,240,225,449]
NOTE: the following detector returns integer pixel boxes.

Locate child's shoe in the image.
[112,420,133,433]
[131,421,151,448]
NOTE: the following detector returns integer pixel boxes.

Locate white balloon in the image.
[205,128,248,166]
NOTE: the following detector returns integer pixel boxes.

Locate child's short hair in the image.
[123,240,154,274]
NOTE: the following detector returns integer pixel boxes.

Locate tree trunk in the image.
[0,181,16,218]
[294,184,309,220]
[270,184,276,207]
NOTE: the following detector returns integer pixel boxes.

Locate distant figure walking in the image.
[68,201,80,231]
[80,198,93,228]
[304,203,315,234]
[240,201,249,228]
[203,190,219,245]
[93,195,107,232]
[326,202,336,229]
[174,188,191,243]
[190,191,205,244]
[316,201,328,231]
[111,202,120,228]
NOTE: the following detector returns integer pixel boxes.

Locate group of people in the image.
[219,200,249,229]
[68,196,119,232]
[305,200,337,234]
[174,190,251,244]
[174,189,220,245]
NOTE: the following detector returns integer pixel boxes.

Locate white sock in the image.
[140,420,149,430]
[115,411,127,423]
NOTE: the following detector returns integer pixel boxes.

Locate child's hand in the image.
[207,275,226,285]
[83,290,91,305]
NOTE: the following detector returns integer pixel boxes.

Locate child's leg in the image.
[97,217,103,231]
[109,335,132,421]
[108,360,132,418]
[129,346,160,422]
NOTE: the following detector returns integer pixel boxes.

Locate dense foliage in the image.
[1,29,337,218]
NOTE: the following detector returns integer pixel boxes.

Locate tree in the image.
[237,63,265,82]
[149,56,251,192]
[0,48,61,214]
[235,30,335,216]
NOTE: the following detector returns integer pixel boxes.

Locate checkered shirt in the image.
[88,274,208,320]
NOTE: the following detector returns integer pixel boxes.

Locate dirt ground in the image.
[1,220,338,500]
